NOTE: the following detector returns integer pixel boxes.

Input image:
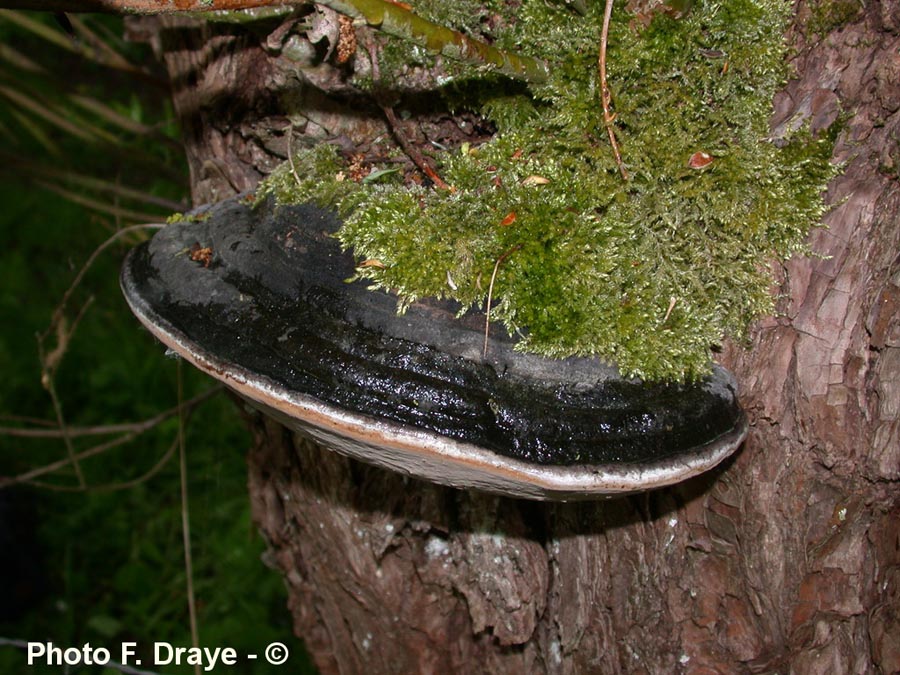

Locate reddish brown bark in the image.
[144,1,900,672]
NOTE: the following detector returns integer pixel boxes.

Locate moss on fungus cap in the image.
[120,196,747,500]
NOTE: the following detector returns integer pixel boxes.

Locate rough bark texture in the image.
[142,1,900,672]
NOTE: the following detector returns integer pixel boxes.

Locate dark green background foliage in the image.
[263,0,835,382]
[0,13,313,675]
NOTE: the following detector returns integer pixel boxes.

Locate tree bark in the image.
[143,1,900,672]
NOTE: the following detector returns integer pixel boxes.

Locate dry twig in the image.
[381,105,452,190]
[365,38,451,190]
[599,0,629,180]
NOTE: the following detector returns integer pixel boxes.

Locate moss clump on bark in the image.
[259,0,836,382]
[806,0,864,36]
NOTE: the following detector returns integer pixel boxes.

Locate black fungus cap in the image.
[121,195,747,499]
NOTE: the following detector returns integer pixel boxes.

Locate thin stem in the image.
[96,435,179,492]
[483,244,523,359]
[0,83,95,142]
[9,433,135,492]
[19,436,177,492]
[177,362,202,675]
[42,222,164,340]
[0,413,57,428]
[287,122,302,188]
[0,387,221,490]
[37,295,97,490]
[67,95,181,148]
[12,221,166,492]
[0,10,156,81]
[67,14,141,74]
[599,0,629,181]
[1,154,186,211]
[34,181,167,223]
[43,373,86,488]
[0,386,222,439]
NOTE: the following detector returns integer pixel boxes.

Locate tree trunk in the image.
[139,2,900,672]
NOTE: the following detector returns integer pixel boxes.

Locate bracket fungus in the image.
[121,196,747,500]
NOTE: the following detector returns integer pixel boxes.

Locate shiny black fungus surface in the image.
[122,196,744,466]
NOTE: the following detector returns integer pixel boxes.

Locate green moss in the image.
[256,143,363,212]
[260,0,836,382]
[806,0,863,36]
[412,0,502,36]
[166,211,210,224]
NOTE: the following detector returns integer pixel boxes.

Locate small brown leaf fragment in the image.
[511,149,524,159]
[522,175,551,186]
[359,259,386,269]
[336,14,357,65]
[688,151,714,169]
[500,211,517,227]
[189,242,213,268]
[347,153,369,182]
